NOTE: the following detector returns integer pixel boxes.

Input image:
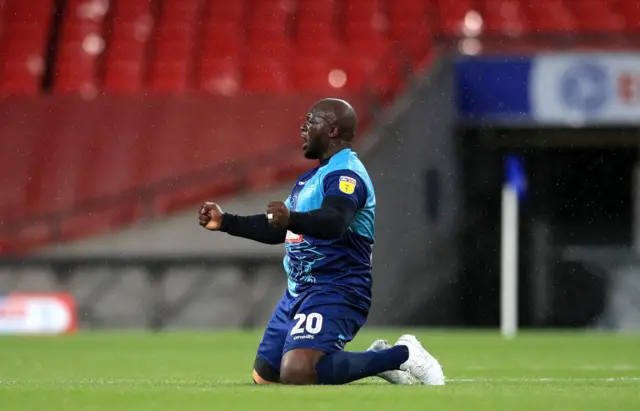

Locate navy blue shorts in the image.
[256,288,369,372]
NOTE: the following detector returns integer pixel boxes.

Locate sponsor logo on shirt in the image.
[285,231,303,243]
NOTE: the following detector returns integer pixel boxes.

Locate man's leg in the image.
[278,294,410,385]
[252,292,291,384]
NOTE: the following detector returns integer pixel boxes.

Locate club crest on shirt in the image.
[338,176,357,194]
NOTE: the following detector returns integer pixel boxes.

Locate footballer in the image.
[198,98,445,386]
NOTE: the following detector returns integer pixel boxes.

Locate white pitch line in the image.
[448,377,640,383]
[462,365,640,372]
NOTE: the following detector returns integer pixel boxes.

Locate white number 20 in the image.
[290,313,323,335]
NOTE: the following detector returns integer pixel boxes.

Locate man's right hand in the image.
[198,202,224,231]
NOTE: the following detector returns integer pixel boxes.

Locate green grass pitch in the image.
[1,329,639,410]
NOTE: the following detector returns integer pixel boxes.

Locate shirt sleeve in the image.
[322,170,367,209]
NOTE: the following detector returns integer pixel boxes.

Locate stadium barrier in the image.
[0,255,283,331]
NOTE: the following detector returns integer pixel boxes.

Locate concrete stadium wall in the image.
[363,58,462,326]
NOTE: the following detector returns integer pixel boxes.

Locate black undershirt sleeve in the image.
[219,195,358,243]
[219,214,286,244]
[287,195,358,239]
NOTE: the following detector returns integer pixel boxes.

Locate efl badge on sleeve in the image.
[338,176,357,194]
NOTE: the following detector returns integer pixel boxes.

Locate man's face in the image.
[300,110,332,159]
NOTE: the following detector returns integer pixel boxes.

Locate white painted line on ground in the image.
[462,364,640,372]
[448,377,640,383]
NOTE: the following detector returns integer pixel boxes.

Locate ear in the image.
[328,125,340,138]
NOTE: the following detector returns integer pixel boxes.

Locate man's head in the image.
[300,98,357,160]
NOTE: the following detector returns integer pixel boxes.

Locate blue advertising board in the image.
[455,53,640,126]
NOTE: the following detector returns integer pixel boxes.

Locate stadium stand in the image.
[2,0,639,255]
[0,0,54,95]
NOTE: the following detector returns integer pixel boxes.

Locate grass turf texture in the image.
[1,329,639,410]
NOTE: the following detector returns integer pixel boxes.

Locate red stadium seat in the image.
[290,55,367,93]
[482,0,529,37]
[53,0,108,93]
[572,1,625,32]
[243,58,292,93]
[103,60,145,92]
[247,0,291,41]
[342,0,387,42]
[245,0,291,57]
[197,57,241,94]
[201,22,245,59]
[209,0,246,21]
[435,0,475,36]
[249,36,291,58]
[613,0,640,31]
[149,60,191,92]
[115,0,153,20]
[295,0,340,44]
[54,49,99,93]
[103,1,153,93]
[524,0,577,34]
[0,57,44,95]
[0,0,53,95]
[149,0,202,92]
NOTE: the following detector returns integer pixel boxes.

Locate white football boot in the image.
[395,335,445,385]
[367,339,417,385]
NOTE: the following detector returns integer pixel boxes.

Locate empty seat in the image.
[481,0,529,36]
[149,0,202,92]
[103,59,145,92]
[53,0,108,93]
[290,54,361,93]
[295,0,339,44]
[572,1,625,32]
[243,58,291,92]
[435,0,475,36]
[209,0,246,21]
[247,0,292,56]
[342,0,387,42]
[0,56,44,95]
[202,29,245,59]
[524,0,577,33]
[149,59,191,92]
[248,0,290,39]
[102,0,153,93]
[54,45,99,93]
[612,0,640,31]
[197,57,241,95]
[0,0,54,95]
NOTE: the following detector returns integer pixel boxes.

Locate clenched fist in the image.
[198,202,223,231]
[266,201,290,230]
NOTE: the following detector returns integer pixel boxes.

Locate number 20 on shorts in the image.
[290,313,323,335]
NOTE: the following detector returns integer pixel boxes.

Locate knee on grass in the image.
[279,362,316,385]
[279,350,323,385]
